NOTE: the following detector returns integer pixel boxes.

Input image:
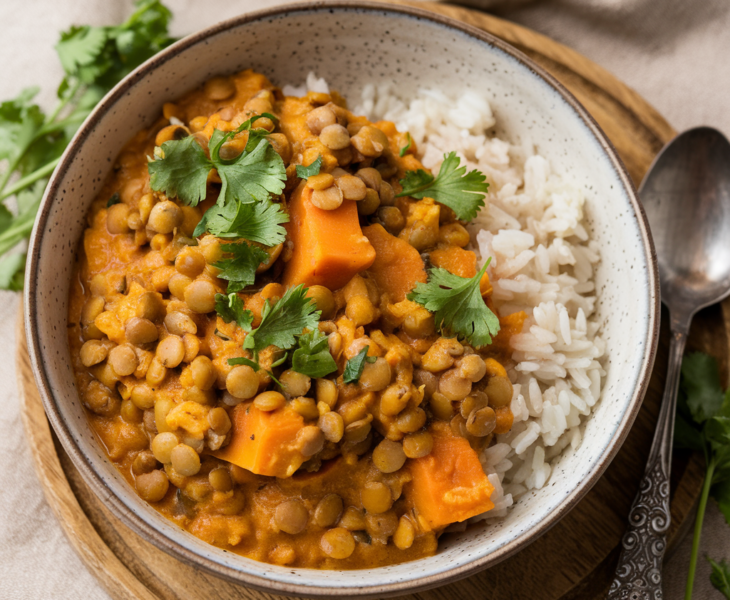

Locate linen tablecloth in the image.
[2,1,728,598]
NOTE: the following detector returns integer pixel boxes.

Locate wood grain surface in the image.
[17,2,730,599]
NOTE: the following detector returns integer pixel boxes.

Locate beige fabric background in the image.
[1,0,728,598]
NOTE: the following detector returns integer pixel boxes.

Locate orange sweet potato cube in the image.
[214,404,306,478]
[282,183,376,291]
[407,423,494,529]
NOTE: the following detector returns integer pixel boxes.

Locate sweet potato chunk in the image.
[282,182,376,290]
[214,404,306,478]
[407,423,494,529]
[363,223,426,302]
[490,310,528,355]
[429,246,477,278]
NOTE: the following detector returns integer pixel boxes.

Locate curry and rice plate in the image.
[67,68,603,568]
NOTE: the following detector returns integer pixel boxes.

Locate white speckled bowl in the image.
[25,2,659,597]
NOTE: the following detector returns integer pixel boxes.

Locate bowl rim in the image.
[24,0,660,597]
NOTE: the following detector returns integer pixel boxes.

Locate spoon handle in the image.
[608,329,687,600]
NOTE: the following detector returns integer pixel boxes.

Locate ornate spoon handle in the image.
[608,329,687,600]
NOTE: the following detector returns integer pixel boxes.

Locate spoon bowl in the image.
[641,127,730,325]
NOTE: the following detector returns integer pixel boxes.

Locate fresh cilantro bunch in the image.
[407,259,500,347]
[675,352,730,599]
[397,151,488,221]
[0,0,177,290]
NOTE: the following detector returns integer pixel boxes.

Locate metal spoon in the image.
[609,127,730,599]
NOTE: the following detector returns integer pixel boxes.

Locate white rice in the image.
[356,84,606,520]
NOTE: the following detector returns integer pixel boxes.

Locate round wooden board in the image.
[16,2,730,599]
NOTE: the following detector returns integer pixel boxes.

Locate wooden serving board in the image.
[17,2,730,599]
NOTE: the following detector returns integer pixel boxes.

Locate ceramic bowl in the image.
[25,1,659,597]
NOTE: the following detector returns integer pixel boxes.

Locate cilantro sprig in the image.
[296,155,322,179]
[148,113,286,207]
[215,286,337,381]
[675,352,730,598]
[243,285,321,362]
[214,292,253,331]
[407,259,499,347]
[343,346,377,384]
[0,0,177,289]
[397,151,488,221]
[291,329,338,378]
[214,243,269,293]
[194,197,288,243]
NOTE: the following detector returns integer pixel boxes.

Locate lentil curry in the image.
[68,69,524,568]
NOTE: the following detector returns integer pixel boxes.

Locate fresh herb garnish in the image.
[675,352,730,598]
[242,285,321,362]
[214,242,269,293]
[291,329,337,378]
[149,113,286,207]
[195,197,288,244]
[709,557,730,599]
[214,292,253,331]
[397,151,488,221]
[407,259,499,347]
[106,192,121,207]
[0,0,177,289]
[343,346,377,384]
[296,155,322,179]
[148,135,210,206]
[399,132,412,158]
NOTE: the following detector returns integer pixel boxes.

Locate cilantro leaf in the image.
[106,192,121,208]
[209,113,279,156]
[56,1,175,92]
[0,88,45,165]
[0,253,26,291]
[712,478,730,527]
[296,155,322,179]
[706,416,730,453]
[291,329,337,378]
[709,558,730,599]
[197,198,289,245]
[343,346,376,384]
[407,259,499,347]
[214,242,269,293]
[399,132,412,158]
[243,285,320,358]
[148,136,210,205]
[397,151,488,221]
[149,114,286,209]
[214,292,253,331]
[674,413,705,452]
[228,356,261,371]
[56,26,108,77]
[214,137,286,206]
[682,352,725,423]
